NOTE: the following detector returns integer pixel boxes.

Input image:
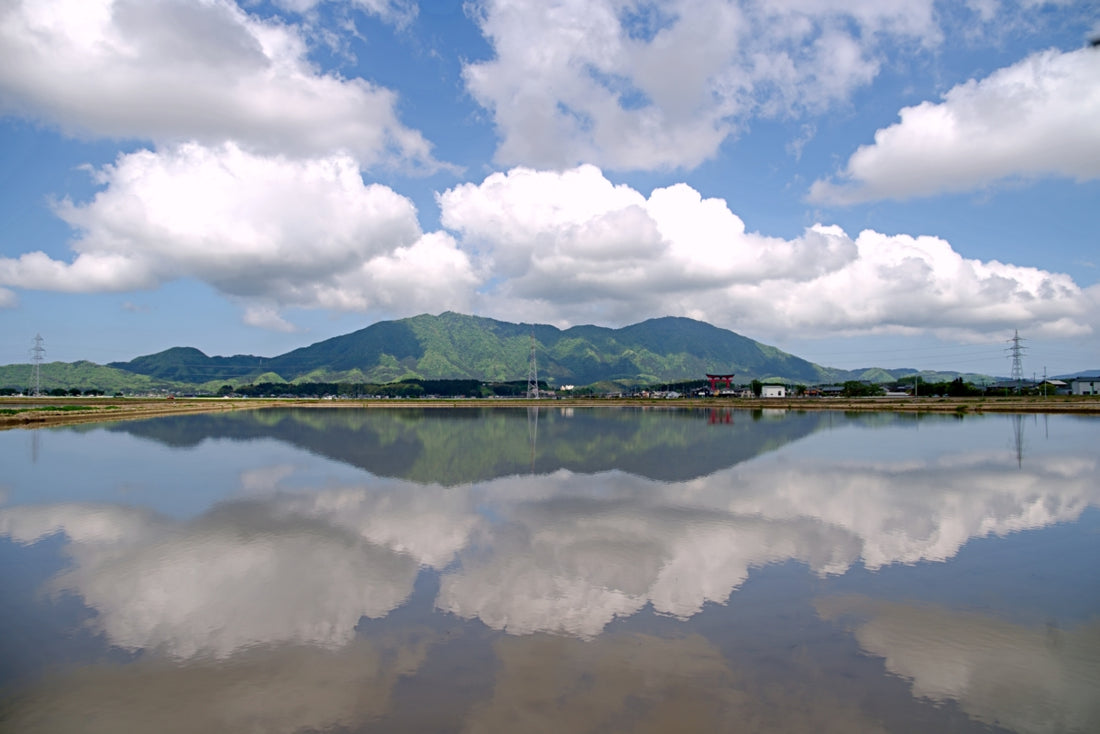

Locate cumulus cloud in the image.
[810,47,1100,203]
[3,156,1092,338]
[243,304,300,332]
[440,165,1093,338]
[0,142,479,329]
[462,0,938,170]
[0,0,438,169]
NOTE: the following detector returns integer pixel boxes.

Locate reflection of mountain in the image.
[104,407,857,484]
[817,595,1100,734]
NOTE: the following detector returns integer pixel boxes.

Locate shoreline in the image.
[2,394,1098,430]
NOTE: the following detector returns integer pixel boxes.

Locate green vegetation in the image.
[842,381,885,397]
[103,313,844,387]
[5,313,1007,393]
[0,361,173,394]
[0,404,112,417]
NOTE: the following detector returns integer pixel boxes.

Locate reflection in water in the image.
[1013,413,1025,467]
[0,409,1097,732]
[527,405,539,473]
[1,635,436,734]
[101,406,839,484]
[818,596,1100,734]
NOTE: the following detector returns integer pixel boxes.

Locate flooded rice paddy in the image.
[1,407,1098,733]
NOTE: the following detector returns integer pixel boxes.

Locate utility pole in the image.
[30,333,45,397]
[526,332,539,399]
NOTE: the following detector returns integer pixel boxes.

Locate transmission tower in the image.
[1007,330,1026,394]
[30,333,45,397]
[526,333,539,399]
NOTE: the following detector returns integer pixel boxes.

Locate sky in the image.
[0,0,1098,378]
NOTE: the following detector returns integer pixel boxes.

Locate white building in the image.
[1070,377,1100,395]
[761,385,787,398]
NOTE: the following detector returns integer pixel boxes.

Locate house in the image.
[761,385,787,398]
[1038,379,1068,395]
[1070,377,1100,395]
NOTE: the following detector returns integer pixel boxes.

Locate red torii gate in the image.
[706,373,735,391]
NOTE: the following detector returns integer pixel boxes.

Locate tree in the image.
[751,379,763,397]
[842,381,884,397]
[946,377,979,397]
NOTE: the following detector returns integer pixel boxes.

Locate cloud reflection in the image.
[439,450,1100,637]
[816,595,1100,734]
[1,441,1097,656]
[0,500,419,659]
[0,634,435,734]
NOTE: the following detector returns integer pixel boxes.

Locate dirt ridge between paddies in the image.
[3,394,1099,431]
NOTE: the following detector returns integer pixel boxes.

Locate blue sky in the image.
[1,0,1097,378]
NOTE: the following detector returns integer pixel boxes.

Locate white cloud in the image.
[0,142,479,330]
[810,47,1100,203]
[715,229,1093,339]
[0,287,17,308]
[0,0,438,169]
[440,165,1093,339]
[272,0,415,26]
[243,304,300,332]
[3,144,1092,338]
[462,0,937,170]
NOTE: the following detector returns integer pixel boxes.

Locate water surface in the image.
[1,407,1098,733]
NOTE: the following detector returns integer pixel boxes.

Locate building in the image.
[1070,377,1100,395]
[761,385,787,398]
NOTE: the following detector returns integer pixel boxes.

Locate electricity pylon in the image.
[526,333,539,399]
[30,334,45,397]
[1007,330,1026,394]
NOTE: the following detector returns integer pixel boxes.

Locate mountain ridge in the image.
[87,312,992,388]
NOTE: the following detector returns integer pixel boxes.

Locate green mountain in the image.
[0,360,172,394]
[2,313,995,392]
[116,347,264,383]
[108,312,837,386]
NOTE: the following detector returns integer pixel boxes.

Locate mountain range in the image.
[3,312,998,392]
